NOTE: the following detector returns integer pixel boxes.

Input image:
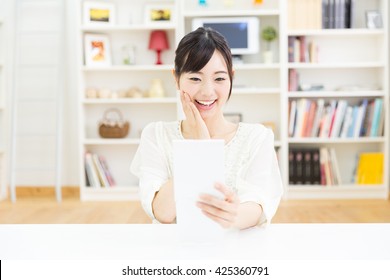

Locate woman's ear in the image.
[172,69,180,90]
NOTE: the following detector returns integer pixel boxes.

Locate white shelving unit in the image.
[77,0,178,200]
[285,0,389,199]
[77,0,388,201]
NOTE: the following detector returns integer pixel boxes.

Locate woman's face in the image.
[177,50,231,120]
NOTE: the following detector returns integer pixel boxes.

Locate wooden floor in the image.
[1,197,390,224]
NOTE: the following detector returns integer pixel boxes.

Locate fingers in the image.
[180,91,210,139]
[196,183,239,228]
[198,192,237,214]
[196,199,237,221]
[180,91,196,121]
[201,210,232,229]
[215,183,237,203]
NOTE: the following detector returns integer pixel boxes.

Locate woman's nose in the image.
[199,80,215,96]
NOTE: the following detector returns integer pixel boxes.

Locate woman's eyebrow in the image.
[215,71,228,74]
[188,70,227,75]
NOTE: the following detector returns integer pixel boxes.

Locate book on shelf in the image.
[92,154,111,187]
[85,152,116,188]
[330,99,347,138]
[288,36,319,64]
[288,69,299,91]
[288,100,297,137]
[329,148,341,185]
[369,98,383,137]
[289,0,355,30]
[355,152,384,185]
[323,0,355,29]
[288,0,322,30]
[289,148,336,186]
[85,153,100,188]
[353,98,368,138]
[288,98,384,138]
[98,155,116,186]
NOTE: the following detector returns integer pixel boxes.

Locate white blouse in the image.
[130,121,283,225]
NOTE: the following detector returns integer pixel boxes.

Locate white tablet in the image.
[173,139,226,240]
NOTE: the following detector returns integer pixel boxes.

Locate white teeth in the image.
[197,100,215,106]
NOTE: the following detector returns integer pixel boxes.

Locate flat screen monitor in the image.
[192,17,260,55]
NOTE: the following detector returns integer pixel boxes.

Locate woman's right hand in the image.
[180,91,210,139]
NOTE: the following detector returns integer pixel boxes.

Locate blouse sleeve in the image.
[236,128,284,226]
[130,122,169,220]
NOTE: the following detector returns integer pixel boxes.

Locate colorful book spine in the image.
[356,153,384,184]
[370,98,383,137]
[99,155,116,187]
[85,152,101,187]
[92,153,110,187]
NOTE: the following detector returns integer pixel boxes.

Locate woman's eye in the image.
[215,77,226,81]
[189,77,201,81]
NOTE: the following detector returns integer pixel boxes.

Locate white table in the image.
[0,223,389,260]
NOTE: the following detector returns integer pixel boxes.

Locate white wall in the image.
[6,0,79,187]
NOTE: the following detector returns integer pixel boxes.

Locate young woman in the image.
[131,27,283,229]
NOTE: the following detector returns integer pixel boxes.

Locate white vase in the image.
[263,50,273,64]
[149,79,165,98]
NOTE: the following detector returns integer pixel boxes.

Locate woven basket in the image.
[98,108,130,138]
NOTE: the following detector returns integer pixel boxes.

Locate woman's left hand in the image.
[196,183,239,229]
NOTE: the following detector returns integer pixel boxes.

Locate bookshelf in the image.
[285,0,389,199]
[77,0,179,200]
[77,0,388,201]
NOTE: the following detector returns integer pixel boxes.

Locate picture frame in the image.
[83,1,116,26]
[84,34,112,67]
[365,10,382,29]
[224,113,242,124]
[144,4,175,25]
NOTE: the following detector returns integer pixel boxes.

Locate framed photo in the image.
[365,10,382,29]
[224,113,242,124]
[83,1,116,26]
[144,4,175,25]
[84,34,112,67]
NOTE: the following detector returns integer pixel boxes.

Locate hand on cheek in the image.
[196,183,239,229]
[180,90,210,139]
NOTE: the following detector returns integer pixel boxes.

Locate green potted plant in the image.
[261,26,277,63]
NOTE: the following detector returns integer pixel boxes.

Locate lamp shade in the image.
[148,30,169,64]
[148,30,169,51]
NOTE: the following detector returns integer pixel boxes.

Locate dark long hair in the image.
[174,27,234,99]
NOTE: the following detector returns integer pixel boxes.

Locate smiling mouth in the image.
[195,100,216,107]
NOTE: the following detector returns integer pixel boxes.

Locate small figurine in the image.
[85,87,98,98]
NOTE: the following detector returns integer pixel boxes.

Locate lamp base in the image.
[155,50,163,65]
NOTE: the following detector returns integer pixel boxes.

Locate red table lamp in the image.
[148,30,169,65]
